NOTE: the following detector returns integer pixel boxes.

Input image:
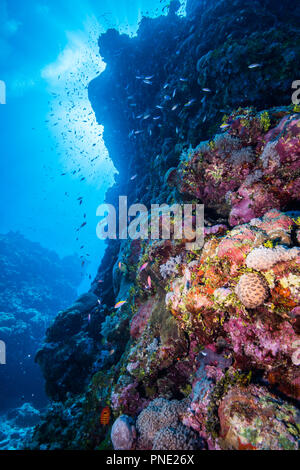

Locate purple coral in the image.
[111,415,137,450]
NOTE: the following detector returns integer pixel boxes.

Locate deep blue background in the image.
[0,0,185,291]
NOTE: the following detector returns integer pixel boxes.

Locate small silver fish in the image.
[184,99,196,107]
[202,88,211,93]
[248,63,262,69]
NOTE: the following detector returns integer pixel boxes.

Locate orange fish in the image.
[100,406,111,426]
[237,437,256,450]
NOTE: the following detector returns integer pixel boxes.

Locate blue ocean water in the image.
[0,0,187,449]
[0,0,186,291]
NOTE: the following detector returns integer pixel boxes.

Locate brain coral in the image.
[246,246,300,271]
[152,424,203,450]
[136,398,191,450]
[235,272,269,309]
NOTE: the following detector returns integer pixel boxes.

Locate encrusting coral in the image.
[175,109,300,226]
[246,246,300,271]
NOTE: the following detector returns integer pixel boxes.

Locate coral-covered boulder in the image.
[111,415,136,450]
[167,210,300,398]
[218,384,300,450]
[175,109,300,226]
[112,291,189,415]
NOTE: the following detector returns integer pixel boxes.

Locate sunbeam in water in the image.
[42,16,117,189]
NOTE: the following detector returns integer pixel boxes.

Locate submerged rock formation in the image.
[30,0,300,450]
[0,232,81,411]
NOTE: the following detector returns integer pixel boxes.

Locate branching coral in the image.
[229,146,255,165]
[260,140,280,169]
[160,255,182,279]
[213,133,240,155]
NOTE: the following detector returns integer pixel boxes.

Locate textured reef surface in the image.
[0,232,80,449]
[29,0,300,450]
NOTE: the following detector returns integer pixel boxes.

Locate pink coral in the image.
[111,415,137,450]
[175,110,300,225]
[246,246,299,271]
[130,298,153,339]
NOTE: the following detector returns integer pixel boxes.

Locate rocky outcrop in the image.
[0,403,41,450]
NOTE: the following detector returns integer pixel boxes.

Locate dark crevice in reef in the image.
[252,370,300,411]
[30,0,300,450]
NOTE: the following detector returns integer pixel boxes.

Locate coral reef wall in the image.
[31,0,300,450]
[88,0,300,304]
